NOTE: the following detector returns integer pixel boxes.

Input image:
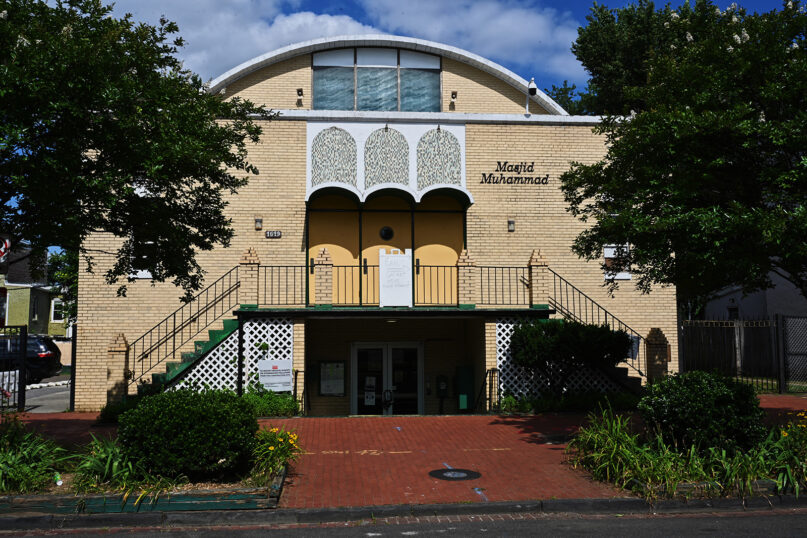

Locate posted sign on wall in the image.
[257,359,293,392]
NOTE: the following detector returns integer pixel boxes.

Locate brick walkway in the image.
[262,414,627,509]
[13,393,807,510]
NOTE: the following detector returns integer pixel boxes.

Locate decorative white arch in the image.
[209,34,568,116]
[306,183,474,206]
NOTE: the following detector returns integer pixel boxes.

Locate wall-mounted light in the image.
[507,219,515,232]
[296,88,304,97]
[450,91,457,104]
[254,217,263,231]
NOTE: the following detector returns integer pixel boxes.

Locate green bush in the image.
[510,319,632,397]
[118,389,258,480]
[98,396,142,424]
[0,416,73,493]
[638,371,766,453]
[243,382,299,417]
[569,406,807,499]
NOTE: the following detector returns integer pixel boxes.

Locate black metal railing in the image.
[0,325,27,415]
[478,266,529,306]
[259,265,306,306]
[549,268,645,377]
[332,265,380,305]
[681,318,780,392]
[129,266,240,386]
[474,368,500,413]
[415,264,457,306]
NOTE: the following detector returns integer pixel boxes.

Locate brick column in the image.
[314,247,333,306]
[240,247,260,307]
[645,328,670,383]
[528,249,549,307]
[106,334,129,405]
[293,319,306,414]
[457,249,478,307]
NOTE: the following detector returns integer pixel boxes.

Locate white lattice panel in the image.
[496,318,622,398]
[173,318,294,391]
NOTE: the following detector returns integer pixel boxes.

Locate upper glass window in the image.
[313,48,441,112]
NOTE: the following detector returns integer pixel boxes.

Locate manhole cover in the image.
[428,469,481,481]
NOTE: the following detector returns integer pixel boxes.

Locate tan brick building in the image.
[75,35,678,414]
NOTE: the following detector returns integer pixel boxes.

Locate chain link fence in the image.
[783,316,807,392]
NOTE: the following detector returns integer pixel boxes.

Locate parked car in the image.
[0,334,62,384]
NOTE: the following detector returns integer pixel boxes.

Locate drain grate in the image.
[428,469,481,481]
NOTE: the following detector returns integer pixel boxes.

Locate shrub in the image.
[510,319,632,397]
[0,416,72,493]
[250,426,302,486]
[638,371,766,453]
[118,389,258,480]
[569,406,807,499]
[98,396,142,424]
[243,382,299,417]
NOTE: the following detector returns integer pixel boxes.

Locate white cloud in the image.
[110,0,585,86]
[359,0,585,84]
[111,1,379,80]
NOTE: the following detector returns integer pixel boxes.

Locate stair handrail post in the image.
[645,328,669,383]
[107,333,130,405]
[240,247,261,306]
[528,249,549,308]
[457,249,478,307]
[314,247,334,307]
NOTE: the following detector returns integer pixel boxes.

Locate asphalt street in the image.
[11,509,806,537]
[23,383,70,413]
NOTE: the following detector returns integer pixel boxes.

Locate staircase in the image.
[548,268,646,379]
[129,266,241,393]
[145,318,240,392]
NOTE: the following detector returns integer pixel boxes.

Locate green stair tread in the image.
[153,319,240,388]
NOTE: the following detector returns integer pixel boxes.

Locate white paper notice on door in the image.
[379,248,412,307]
[364,391,376,406]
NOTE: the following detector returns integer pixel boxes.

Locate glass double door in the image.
[351,343,423,415]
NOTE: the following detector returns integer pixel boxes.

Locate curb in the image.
[26,380,70,390]
[2,495,807,531]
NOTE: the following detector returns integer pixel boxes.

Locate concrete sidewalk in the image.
[14,393,807,512]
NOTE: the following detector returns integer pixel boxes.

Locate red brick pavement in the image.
[261,414,627,509]
[13,393,807,510]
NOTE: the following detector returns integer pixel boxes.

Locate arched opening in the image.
[306,187,467,306]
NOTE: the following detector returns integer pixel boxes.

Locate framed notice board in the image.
[319,361,345,396]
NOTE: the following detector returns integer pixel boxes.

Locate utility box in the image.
[455,365,474,412]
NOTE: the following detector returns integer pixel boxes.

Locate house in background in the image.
[703,272,807,320]
[1,249,66,337]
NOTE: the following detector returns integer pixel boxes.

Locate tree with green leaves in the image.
[0,0,270,299]
[560,0,807,305]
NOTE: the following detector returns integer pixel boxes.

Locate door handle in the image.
[383,389,393,409]
[415,258,420,275]
[363,258,368,275]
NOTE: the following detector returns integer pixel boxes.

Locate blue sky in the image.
[112,0,784,91]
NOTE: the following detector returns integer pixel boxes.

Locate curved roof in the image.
[209,34,568,116]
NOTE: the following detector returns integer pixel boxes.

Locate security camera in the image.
[528,77,537,96]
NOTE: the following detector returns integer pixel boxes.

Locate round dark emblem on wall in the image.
[428,468,481,481]
[379,226,394,241]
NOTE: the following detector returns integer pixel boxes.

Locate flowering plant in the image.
[251,427,302,486]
